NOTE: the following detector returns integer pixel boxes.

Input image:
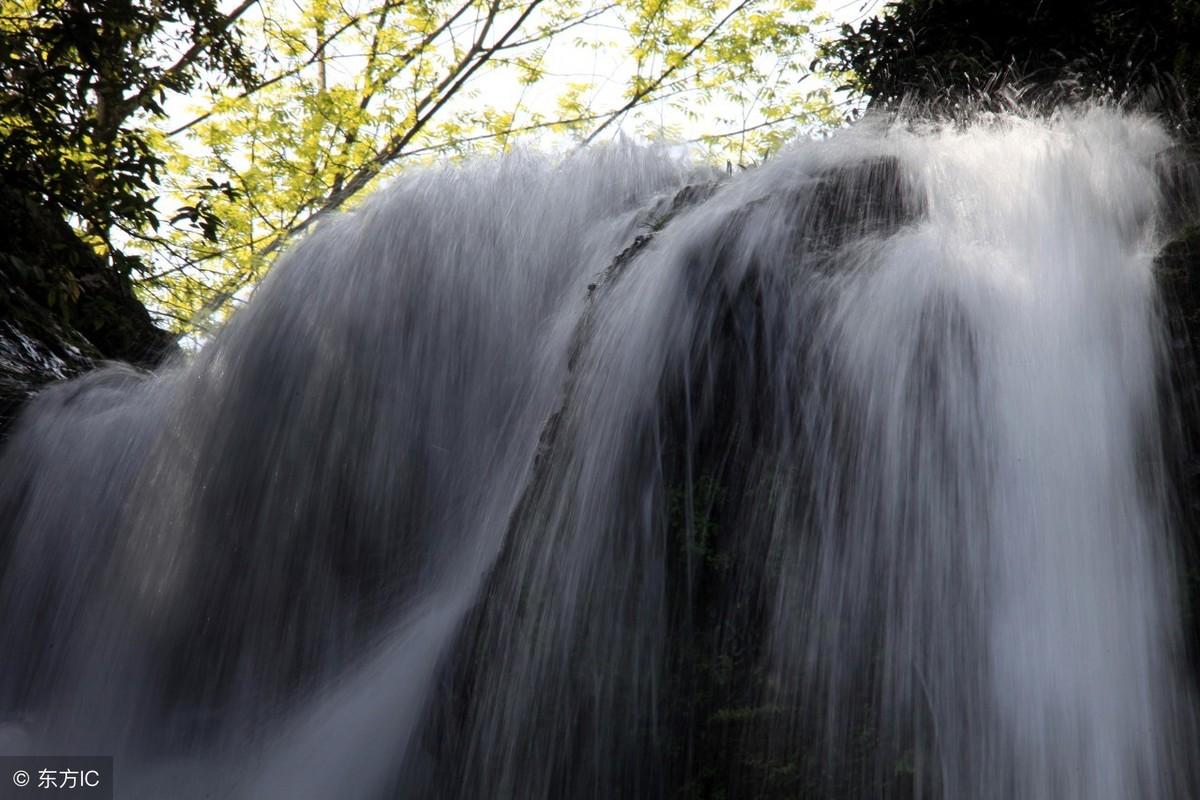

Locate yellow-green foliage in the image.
[134,0,839,330]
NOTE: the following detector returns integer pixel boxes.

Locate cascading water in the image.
[0,108,1196,798]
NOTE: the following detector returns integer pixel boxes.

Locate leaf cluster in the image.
[141,0,841,330]
[0,0,256,278]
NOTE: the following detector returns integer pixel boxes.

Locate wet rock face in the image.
[796,155,922,251]
[0,324,89,432]
[0,189,174,439]
[0,285,96,438]
[1157,224,1200,676]
[1155,137,1200,673]
[426,157,931,800]
[1155,146,1200,236]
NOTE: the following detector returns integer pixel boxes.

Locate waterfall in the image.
[0,109,1195,798]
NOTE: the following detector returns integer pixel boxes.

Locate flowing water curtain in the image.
[418,110,1200,798]
[755,113,1199,799]
[1,109,1198,799]
[0,147,695,794]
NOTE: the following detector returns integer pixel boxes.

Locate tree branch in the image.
[581,0,755,145]
[252,0,546,262]
[115,0,259,127]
